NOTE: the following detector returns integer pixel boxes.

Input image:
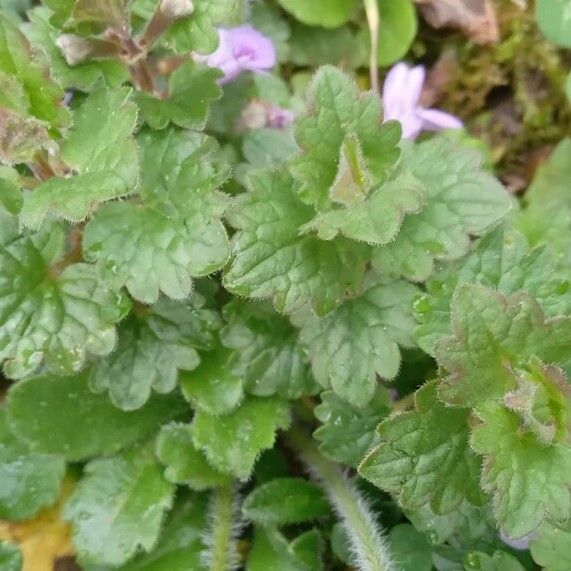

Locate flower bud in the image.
[55,34,93,66]
[160,0,194,18]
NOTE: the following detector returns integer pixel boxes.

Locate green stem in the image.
[364,0,380,94]
[205,485,238,571]
[288,428,395,571]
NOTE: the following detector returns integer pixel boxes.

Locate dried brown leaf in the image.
[415,0,500,44]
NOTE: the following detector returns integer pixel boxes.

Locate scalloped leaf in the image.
[89,295,221,411]
[415,227,571,355]
[138,61,221,130]
[359,381,486,514]
[63,445,174,567]
[299,274,419,406]
[471,401,571,538]
[20,87,139,229]
[156,422,231,490]
[223,168,369,315]
[220,300,316,398]
[372,138,512,281]
[313,387,391,467]
[192,396,290,480]
[0,212,129,379]
[437,285,571,407]
[84,130,231,303]
[289,66,401,209]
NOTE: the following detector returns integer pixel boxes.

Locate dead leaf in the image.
[0,479,75,571]
[415,0,500,44]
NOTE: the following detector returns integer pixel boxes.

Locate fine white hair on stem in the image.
[288,428,396,571]
[201,485,242,571]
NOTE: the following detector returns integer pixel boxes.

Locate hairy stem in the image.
[204,485,239,571]
[288,428,395,571]
[364,0,380,94]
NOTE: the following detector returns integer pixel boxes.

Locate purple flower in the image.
[266,105,295,129]
[195,25,276,84]
[382,62,462,139]
[240,101,295,130]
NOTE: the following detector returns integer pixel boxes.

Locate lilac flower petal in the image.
[266,105,294,129]
[407,65,426,108]
[225,25,276,71]
[416,108,463,131]
[382,62,411,114]
[399,113,424,140]
[194,25,275,84]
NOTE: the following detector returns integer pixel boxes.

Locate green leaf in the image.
[516,139,571,271]
[290,66,401,209]
[223,168,369,315]
[313,387,391,467]
[71,0,129,27]
[302,173,425,245]
[0,408,65,521]
[414,227,571,355]
[180,344,245,416]
[524,138,571,207]
[536,0,571,48]
[63,445,175,567]
[165,0,244,53]
[376,0,417,66]
[118,493,208,571]
[56,86,137,174]
[0,13,70,129]
[156,422,231,490]
[89,296,221,411]
[289,530,323,571]
[464,551,526,571]
[0,542,22,571]
[84,130,231,303]
[389,524,432,571]
[219,300,316,398]
[20,87,139,229]
[503,360,571,446]
[247,526,317,571]
[299,274,419,406]
[530,520,571,571]
[0,166,22,215]
[406,501,497,548]
[138,62,221,130]
[289,24,367,68]
[24,7,128,91]
[437,285,571,407]
[6,371,186,461]
[192,396,290,480]
[0,213,129,379]
[330,522,352,565]
[137,127,230,202]
[242,128,299,169]
[359,381,486,514]
[275,0,358,28]
[471,401,571,537]
[373,138,512,281]
[243,478,329,525]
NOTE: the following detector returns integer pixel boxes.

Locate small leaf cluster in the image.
[0,1,569,570]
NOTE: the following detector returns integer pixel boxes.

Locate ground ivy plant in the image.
[0,1,570,570]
